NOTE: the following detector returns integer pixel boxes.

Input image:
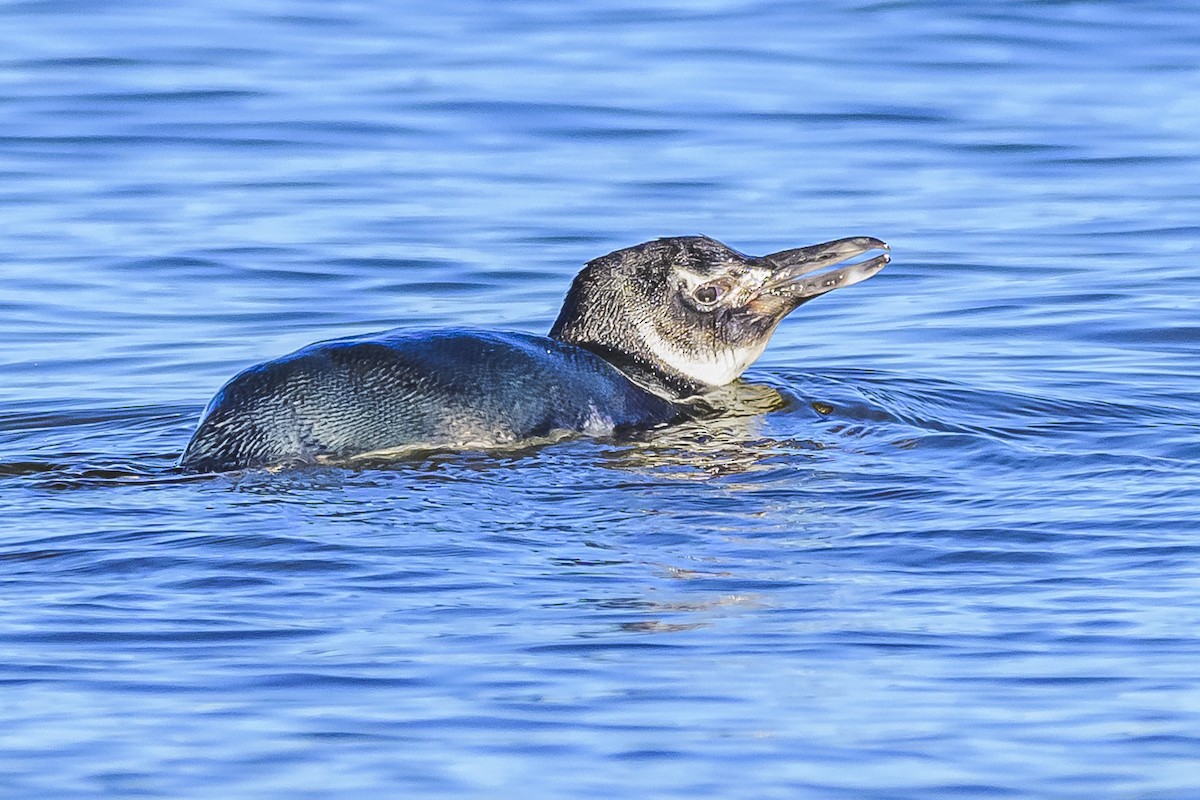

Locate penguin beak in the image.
[755,237,890,302]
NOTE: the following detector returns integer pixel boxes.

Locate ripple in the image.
[3,0,1200,797]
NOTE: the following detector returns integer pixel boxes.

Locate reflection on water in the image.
[615,381,792,479]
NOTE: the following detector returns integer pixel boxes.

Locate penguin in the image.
[179,235,888,472]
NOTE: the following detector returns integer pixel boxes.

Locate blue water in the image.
[3,1,1200,797]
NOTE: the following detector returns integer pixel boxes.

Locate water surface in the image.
[3,1,1200,797]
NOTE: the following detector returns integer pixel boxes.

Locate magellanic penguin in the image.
[179,235,889,472]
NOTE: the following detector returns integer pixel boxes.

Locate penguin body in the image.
[180,329,678,472]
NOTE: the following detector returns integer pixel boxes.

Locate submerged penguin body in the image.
[180,235,890,472]
[179,329,679,472]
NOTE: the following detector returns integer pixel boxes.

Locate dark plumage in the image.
[180,329,677,472]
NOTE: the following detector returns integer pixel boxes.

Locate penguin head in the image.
[550,235,889,397]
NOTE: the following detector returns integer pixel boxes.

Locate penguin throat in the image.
[633,318,765,390]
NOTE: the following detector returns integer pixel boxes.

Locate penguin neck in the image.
[548,277,721,403]
[576,340,716,400]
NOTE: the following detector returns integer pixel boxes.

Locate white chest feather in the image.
[634,319,766,388]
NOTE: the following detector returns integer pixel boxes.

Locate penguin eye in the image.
[692,282,726,307]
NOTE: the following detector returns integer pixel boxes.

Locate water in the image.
[3,1,1200,796]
